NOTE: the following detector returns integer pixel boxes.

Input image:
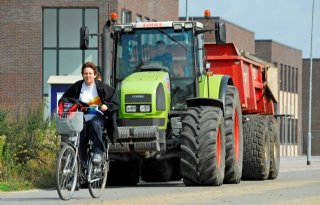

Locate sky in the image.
[179,0,320,58]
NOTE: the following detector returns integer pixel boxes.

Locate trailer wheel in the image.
[223,86,243,184]
[107,159,141,186]
[242,115,270,180]
[268,116,280,179]
[180,106,225,186]
[141,158,173,182]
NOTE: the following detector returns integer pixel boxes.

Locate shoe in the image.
[92,153,102,165]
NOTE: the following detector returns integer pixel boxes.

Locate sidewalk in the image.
[280,156,320,172]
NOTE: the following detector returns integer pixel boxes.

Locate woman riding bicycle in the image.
[61,62,119,165]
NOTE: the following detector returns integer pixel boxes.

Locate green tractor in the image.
[80,18,243,186]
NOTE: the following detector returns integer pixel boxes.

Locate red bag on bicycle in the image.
[58,98,82,115]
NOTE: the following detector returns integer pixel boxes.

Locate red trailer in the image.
[205,42,280,180]
[204,43,277,115]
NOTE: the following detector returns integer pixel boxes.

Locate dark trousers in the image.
[79,115,106,164]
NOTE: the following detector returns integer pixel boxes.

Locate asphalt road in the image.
[1,156,320,205]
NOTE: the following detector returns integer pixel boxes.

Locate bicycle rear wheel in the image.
[88,154,108,198]
[56,145,78,200]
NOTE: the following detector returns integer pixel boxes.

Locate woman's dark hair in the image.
[81,62,98,75]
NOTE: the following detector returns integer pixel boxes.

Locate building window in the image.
[280,64,284,91]
[42,8,99,95]
[136,15,142,22]
[284,65,288,92]
[295,67,298,93]
[144,17,150,22]
[122,10,131,23]
[273,61,278,67]
[288,66,292,92]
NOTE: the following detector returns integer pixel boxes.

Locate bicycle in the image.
[54,111,109,200]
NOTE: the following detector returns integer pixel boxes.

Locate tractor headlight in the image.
[123,25,133,33]
[173,23,183,31]
[184,22,193,29]
[126,105,137,113]
[140,105,151,112]
[113,26,122,32]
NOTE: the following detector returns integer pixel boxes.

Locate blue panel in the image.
[50,84,73,114]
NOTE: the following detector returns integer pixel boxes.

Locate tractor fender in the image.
[186,97,224,115]
[218,75,233,113]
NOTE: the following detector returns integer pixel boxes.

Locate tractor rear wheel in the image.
[223,86,243,184]
[242,115,270,180]
[141,158,173,182]
[180,106,225,186]
[267,116,280,179]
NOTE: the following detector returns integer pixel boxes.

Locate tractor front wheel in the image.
[180,106,225,186]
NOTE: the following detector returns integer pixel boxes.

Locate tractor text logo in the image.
[132,95,145,99]
[143,23,163,28]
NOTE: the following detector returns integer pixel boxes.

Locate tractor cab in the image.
[112,21,205,110]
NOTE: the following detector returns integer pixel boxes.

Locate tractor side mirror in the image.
[80,26,89,50]
[214,21,226,45]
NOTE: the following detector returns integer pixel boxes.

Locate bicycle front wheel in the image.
[88,154,108,198]
[56,145,78,200]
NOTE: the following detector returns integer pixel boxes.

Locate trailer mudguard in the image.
[119,71,171,130]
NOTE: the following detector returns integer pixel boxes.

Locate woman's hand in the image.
[100,104,108,112]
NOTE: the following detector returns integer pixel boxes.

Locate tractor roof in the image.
[113,21,204,29]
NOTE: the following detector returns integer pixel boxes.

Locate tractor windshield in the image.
[115,28,195,110]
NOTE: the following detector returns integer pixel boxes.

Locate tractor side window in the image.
[170,30,195,110]
[196,34,204,74]
[116,35,139,80]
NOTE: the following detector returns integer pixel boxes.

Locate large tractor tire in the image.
[141,158,173,182]
[180,106,225,186]
[107,159,141,186]
[242,115,270,180]
[223,86,243,184]
[267,116,280,179]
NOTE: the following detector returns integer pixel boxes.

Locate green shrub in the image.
[0,103,60,191]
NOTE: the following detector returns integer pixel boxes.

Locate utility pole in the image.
[307,0,315,165]
[186,0,189,21]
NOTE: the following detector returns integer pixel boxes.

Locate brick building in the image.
[0,0,178,112]
[302,59,320,155]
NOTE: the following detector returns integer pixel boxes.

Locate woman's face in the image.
[82,67,96,85]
